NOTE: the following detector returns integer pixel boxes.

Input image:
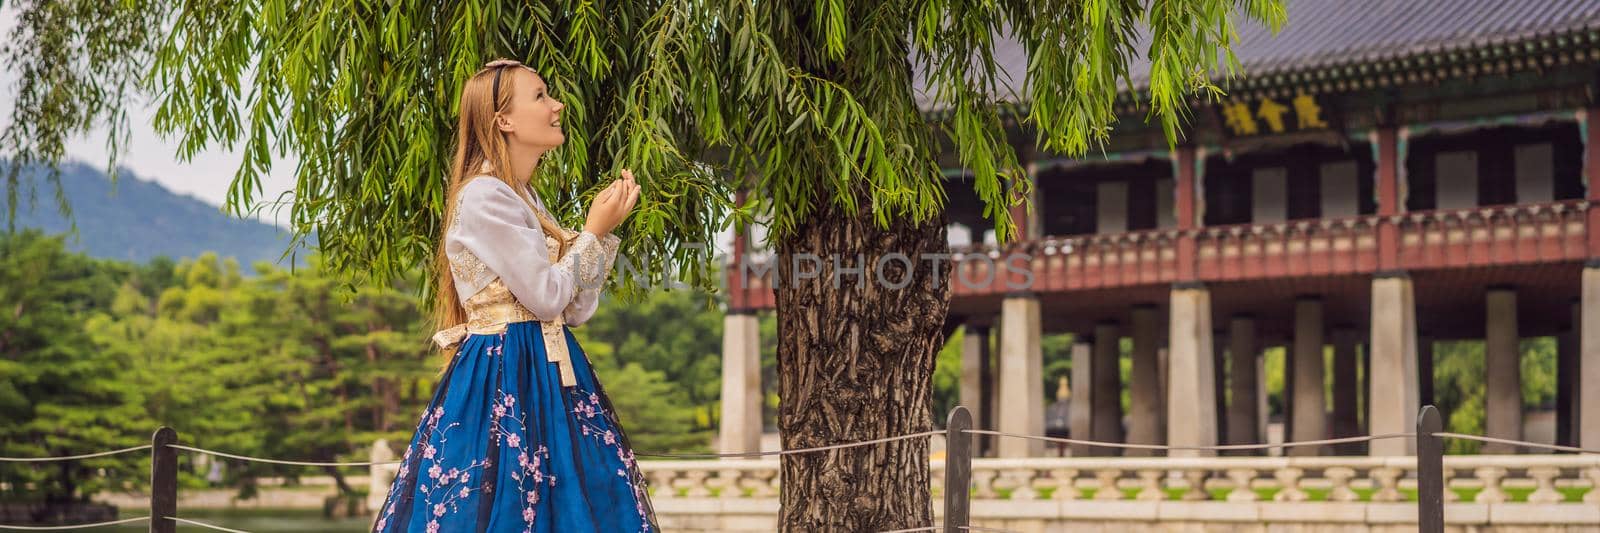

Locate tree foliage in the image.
[0,235,721,506]
[3,0,1283,291]
[0,230,148,506]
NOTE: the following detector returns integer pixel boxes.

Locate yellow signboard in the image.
[1220,93,1331,137]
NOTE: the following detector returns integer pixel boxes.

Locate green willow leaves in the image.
[4,0,1280,299]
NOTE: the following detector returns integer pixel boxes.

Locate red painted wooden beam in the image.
[1375,127,1401,271]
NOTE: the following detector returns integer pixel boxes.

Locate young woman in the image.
[372,58,655,532]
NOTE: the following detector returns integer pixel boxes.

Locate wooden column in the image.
[1586,108,1600,253]
[1375,126,1402,270]
[1175,146,1199,281]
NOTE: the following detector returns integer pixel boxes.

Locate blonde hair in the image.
[433,59,574,364]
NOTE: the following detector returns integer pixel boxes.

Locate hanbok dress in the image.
[372,176,656,532]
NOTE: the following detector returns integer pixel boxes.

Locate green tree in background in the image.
[2,234,729,510]
[573,329,709,454]
[82,253,439,501]
[0,230,149,507]
[1432,338,1558,454]
[581,289,724,434]
[5,0,1285,528]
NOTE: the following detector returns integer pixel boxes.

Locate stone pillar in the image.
[1361,341,1371,435]
[1167,283,1217,457]
[1213,331,1228,445]
[960,323,991,455]
[1258,349,1270,448]
[1158,347,1170,418]
[1227,316,1259,450]
[1557,321,1577,447]
[1283,336,1295,442]
[1068,340,1093,456]
[719,312,762,455]
[1369,274,1419,456]
[1126,305,1164,455]
[369,439,396,512]
[981,320,997,457]
[1331,328,1361,454]
[1484,287,1522,453]
[1091,321,1124,454]
[1291,297,1327,456]
[1581,266,1600,449]
[1558,300,1579,447]
[998,295,1044,457]
[1418,335,1435,409]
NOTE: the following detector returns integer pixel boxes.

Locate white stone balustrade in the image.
[619,455,1600,532]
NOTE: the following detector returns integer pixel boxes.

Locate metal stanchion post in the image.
[1416,406,1444,533]
[944,406,972,533]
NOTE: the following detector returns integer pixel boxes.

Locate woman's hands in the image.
[583,169,640,237]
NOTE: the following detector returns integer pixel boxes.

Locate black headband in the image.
[492,66,506,107]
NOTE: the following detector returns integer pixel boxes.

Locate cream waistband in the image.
[431,302,577,387]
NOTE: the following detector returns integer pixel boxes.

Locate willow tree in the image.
[3,0,1281,529]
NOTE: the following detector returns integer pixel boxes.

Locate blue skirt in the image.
[373,321,657,532]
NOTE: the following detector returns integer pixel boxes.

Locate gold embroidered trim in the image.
[555,231,610,290]
[436,179,583,387]
[432,280,579,387]
[449,249,492,288]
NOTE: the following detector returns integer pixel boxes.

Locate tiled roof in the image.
[917,0,1600,107]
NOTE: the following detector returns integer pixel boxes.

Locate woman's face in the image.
[497,68,565,150]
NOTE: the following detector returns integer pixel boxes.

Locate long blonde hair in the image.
[433,60,573,363]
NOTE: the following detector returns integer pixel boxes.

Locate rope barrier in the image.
[1433,432,1600,454]
[168,444,401,467]
[0,445,152,463]
[169,516,251,533]
[635,430,944,458]
[0,516,149,530]
[874,525,1020,533]
[5,424,1600,533]
[964,430,1418,451]
[5,430,1595,465]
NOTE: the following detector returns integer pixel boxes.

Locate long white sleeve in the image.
[562,233,622,326]
[447,178,579,321]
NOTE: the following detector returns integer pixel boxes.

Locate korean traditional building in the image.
[718,0,1600,457]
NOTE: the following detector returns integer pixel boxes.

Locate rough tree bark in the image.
[775,197,951,531]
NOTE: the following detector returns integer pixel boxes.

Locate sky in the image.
[0,6,300,227]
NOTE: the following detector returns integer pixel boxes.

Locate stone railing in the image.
[637,455,1600,532]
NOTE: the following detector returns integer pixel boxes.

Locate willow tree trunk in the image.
[774,198,951,531]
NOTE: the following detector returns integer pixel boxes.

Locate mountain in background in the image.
[2,161,307,267]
